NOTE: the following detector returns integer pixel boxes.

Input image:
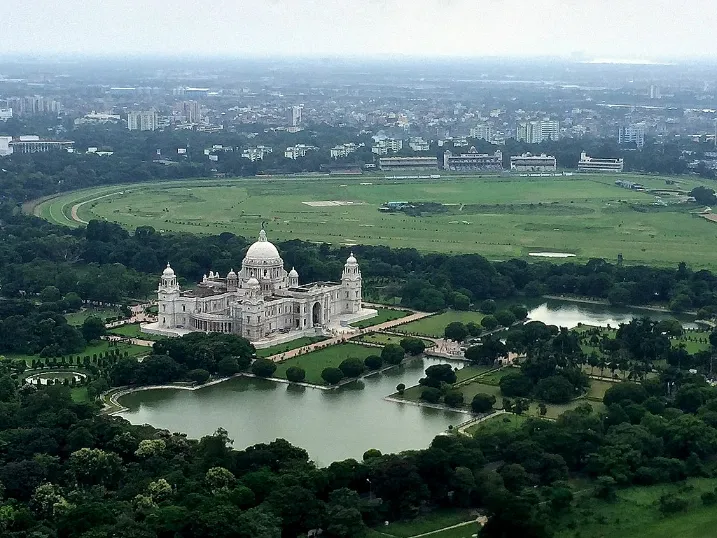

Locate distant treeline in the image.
[2,205,717,319]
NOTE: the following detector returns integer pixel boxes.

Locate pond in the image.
[117,356,465,465]
[527,299,697,329]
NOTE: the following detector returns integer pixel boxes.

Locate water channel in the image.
[117,299,697,463]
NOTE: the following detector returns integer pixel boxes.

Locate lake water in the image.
[117,356,466,465]
[527,299,697,329]
[118,299,696,463]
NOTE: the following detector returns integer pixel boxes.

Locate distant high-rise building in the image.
[127,110,158,131]
[183,101,201,123]
[5,96,61,116]
[650,85,661,99]
[288,105,303,127]
[618,125,645,148]
[516,120,560,143]
[0,108,12,121]
[470,123,493,141]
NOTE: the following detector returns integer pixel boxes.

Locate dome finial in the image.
[258,228,267,242]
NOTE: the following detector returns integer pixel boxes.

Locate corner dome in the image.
[162,263,175,277]
[288,267,299,278]
[246,277,260,287]
[244,229,281,263]
[346,252,357,265]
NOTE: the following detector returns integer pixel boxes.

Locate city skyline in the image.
[1,0,715,60]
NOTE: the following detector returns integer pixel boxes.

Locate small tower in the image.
[242,277,265,341]
[227,268,238,291]
[341,253,362,314]
[158,263,180,328]
[288,267,299,288]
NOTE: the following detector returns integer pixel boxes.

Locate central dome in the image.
[244,229,282,263]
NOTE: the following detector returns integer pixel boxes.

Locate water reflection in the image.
[118,356,465,465]
[527,300,696,329]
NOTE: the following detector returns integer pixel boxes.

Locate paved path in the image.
[265,309,432,362]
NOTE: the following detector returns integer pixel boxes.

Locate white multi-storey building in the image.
[143,230,376,347]
[284,144,317,159]
[330,143,359,159]
[242,146,273,161]
[371,138,403,155]
[578,151,624,172]
[0,108,13,121]
[516,120,560,143]
[618,125,645,149]
[470,124,493,141]
[127,110,158,131]
[510,153,557,172]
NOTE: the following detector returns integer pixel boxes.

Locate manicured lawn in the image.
[108,323,162,341]
[255,336,328,358]
[455,365,496,383]
[7,340,149,365]
[554,478,717,538]
[36,174,717,268]
[472,367,516,386]
[351,308,411,328]
[66,307,123,326]
[394,310,485,338]
[273,342,379,385]
[465,413,528,436]
[356,332,432,348]
[71,387,90,403]
[586,379,617,401]
[371,508,475,538]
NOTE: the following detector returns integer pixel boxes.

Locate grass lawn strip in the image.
[65,307,123,326]
[395,311,486,338]
[554,477,717,538]
[351,308,411,329]
[256,336,328,358]
[273,342,379,385]
[371,508,475,538]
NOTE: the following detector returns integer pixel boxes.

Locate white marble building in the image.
[141,230,376,347]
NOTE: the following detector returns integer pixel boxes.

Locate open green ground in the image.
[65,307,123,326]
[5,340,149,365]
[355,332,433,348]
[465,413,529,436]
[272,342,379,385]
[32,174,717,268]
[350,308,411,328]
[255,336,327,358]
[108,323,162,341]
[554,478,717,538]
[394,310,485,338]
[367,508,476,538]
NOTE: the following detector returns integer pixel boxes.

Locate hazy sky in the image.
[1,0,714,60]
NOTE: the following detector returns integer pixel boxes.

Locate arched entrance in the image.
[312,302,322,327]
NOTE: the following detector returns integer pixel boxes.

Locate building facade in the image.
[516,120,560,143]
[378,156,438,170]
[510,153,557,172]
[127,110,158,131]
[577,151,624,172]
[443,149,503,171]
[145,230,372,345]
[618,125,645,148]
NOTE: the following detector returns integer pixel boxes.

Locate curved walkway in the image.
[70,191,124,224]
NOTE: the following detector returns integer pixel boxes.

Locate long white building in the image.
[143,230,376,347]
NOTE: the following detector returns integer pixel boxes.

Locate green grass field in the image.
[255,336,327,358]
[65,308,123,326]
[368,508,475,538]
[394,310,485,338]
[465,413,528,436]
[350,308,411,328]
[355,332,433,348]
[554,478,717,538]
[108,323,162,341]
[32,173,717,268]
[273,342,379,385]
